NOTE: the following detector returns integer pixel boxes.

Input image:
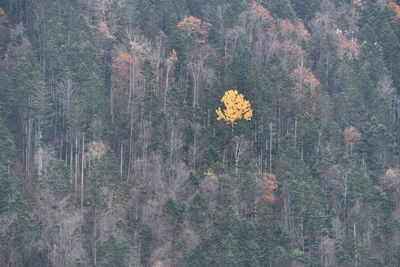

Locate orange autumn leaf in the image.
[177,16,211,44]
[389,2,400,21]
[332,29,360,59]
[262,173,278,204]
[112,52,137,95]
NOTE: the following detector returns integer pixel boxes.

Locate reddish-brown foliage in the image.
[112,53,136,71]
[242,1,274,41]
[269,40,280,54]
[309,102,317,114]
[112,52,137,96]
[343,126,361,154]
[291,66,319,101]
[279,20,295,35]
[224,26,245,59]
[389,2,400,21]
[262,173,278,204]
[0,8,8,24]
[296,22,310,41]
[97,21,115,40]
[113,54,135,68]
[129,40,149,55]
[177,16,211,44]
[248,2,273,25]
[281,40,305,68]
[343,126,361,145]
[333,29,360,59]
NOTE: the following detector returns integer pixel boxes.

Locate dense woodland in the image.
[1,0,400,266]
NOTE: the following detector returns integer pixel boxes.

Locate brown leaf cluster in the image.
[343,126,361,147]
[291,66,320,101]
[281,40,305,68]
[389,2,400,21]
[279,20,295,35]
[177,16,211,44]
[166,49,178,65]
[262,173,278,204]
[0,8,8,24]
[97,21,115,40]
[113,53,136,68]
[333,29,360,59]
[247,1,273,26]
[112,52,137,95]
[87,141,108,160]
[296,22,310,41]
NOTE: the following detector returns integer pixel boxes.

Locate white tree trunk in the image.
[81,133,85,210]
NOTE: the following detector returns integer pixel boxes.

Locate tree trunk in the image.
[193,127,197,168]
[70,140,73,183]
[193,79,198,107]
[269,122,273,173]
[120,142,123,176]
[81,132,85,210]
[93,205,97,266]
[164,64,171,112]
[75,135,78,194]
[127,117,133,182]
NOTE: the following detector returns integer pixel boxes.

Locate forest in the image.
[0,0,400,266]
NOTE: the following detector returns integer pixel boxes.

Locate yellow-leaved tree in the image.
[216,90,252,124]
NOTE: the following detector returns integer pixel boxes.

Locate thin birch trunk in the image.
[75,135,78,194]
[120,143,123,176]
[269,122,273,173]
[81,132,85,210]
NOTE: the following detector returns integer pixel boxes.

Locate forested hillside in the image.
[1,0,400,266]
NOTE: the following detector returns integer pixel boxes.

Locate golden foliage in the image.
[204,170,217,180]
[166,49,178,65]
[262,173,278,204]
[216,90,252,124]
[386,168,396,177]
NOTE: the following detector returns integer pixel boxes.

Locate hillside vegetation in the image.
[1,0,400,266]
